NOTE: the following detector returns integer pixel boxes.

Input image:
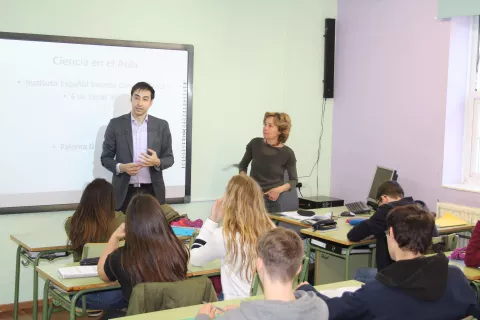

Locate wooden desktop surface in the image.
[116,280,363,319]
[36,259,221,292]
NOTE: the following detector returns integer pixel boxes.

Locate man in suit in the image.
[101,82,174,212]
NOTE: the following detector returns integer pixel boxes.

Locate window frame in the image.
[463,16,480,185]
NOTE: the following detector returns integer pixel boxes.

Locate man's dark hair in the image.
[131,82,155,100]
[386,204,434,254]
[376,180,404,201]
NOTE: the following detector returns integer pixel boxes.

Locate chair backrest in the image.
[126,276,217,315]
[188,230,200,250]
[81,241,125,260]
[428,233,459,254]
[278,170,299,212]
[250,255,310,296]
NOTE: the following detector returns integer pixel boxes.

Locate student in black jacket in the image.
[347,181,437,271]
[298,205,478,320]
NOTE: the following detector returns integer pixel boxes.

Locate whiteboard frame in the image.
[0,32,193,214]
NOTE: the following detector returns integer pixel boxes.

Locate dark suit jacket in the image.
[101,113,174,208]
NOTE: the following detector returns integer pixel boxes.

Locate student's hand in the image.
[209,199,224,223]
[197,304,217,319]
[265,186,282,201]
[112,223,126,240]
[296,281,310,290]
[120,163,142,175]
[138,149,161,167]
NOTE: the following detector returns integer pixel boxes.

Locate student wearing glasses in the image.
[347,181,438,282]
[298,205,478,320]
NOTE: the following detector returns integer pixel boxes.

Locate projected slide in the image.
[0,35,192,210]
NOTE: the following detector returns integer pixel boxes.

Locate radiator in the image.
[436,202,478,247]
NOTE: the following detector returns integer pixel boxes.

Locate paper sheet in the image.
[280,211,332,221]
[436,213,467,228]
[318,286,361,298]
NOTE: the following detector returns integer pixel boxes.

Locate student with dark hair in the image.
[196,228,328,320]
[65,179,125,262]
[298,205,478,320]
[65,178,125,311]
[348,180,435,272]
[101,81,174,213]
[98,194,189,305]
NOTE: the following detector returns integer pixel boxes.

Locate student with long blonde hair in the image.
[190,175,276,300]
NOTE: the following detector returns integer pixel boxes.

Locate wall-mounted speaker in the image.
[323,18,336,99]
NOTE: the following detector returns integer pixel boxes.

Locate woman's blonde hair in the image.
[222,175,276,281]
[263,112,292,143]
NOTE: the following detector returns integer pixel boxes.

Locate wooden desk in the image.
[269,206,349,228]
[10,233,71,320]
[116,280,363,319]
[10,230,195,320]
[449,259,480,281]
[36,259,221,320]
[300,216,376,283]
[437,224,474,235]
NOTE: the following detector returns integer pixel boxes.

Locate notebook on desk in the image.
[58,266,98,279]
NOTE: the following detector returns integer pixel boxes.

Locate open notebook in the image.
[58,266,98,279]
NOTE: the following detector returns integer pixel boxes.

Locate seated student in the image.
[298,205,479,320]
[64,178,125,311]
[464,221,480,267]
[196,227,328,320]
[190,175,276,300]
[97,194,189,310]
[348,180,436,273]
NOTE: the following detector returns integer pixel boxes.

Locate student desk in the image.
[115,280,362,319]
[447,258,480,281]
[10,233,71,320]
[36,259,221,320]
[269,206,349,228]
[301,219,376,283]
[300,216,475,284]
[10,232,193,320]
[437,224,474,236]
[431,251,480,303]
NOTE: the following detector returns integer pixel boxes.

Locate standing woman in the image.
[238,112,298,213]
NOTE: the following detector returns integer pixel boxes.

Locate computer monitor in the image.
[366,166,398,208]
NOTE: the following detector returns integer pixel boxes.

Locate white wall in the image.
[0,0,336,305]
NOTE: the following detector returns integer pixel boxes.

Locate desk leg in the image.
[43,280,50,320]
[70,292,82,320]
[13,245,21,320]
[314,250,321,285]
[344,246,353,280]
[32,254,44,320]
[33,252,50,320]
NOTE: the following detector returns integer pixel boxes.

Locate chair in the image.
[250,256,310,296]
[188,230,200,250]
[126,276,217,315]
[278,171,299,212]
[428,233,459,254]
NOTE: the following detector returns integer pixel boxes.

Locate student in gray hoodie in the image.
[195,227,328,320]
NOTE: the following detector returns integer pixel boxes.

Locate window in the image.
[463,16,480,185]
